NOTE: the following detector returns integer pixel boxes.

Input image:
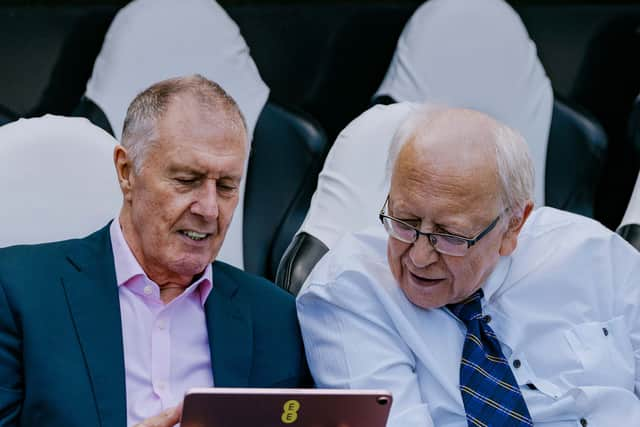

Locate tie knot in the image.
[447,289,484,324]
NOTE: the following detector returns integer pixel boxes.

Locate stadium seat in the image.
[244,102,328,280]
[0,105,17,127]
[73,96,113,135]
[571,14,640,228]
[617,95,640,250]
[0,115,121,247]
[374,0,553,207]
[77,0,276,275]
[372,0,608,217]
[618,173,640,251]
[0,6,116,120]
[276,103,413,295]
[544,98,607,217]
[629,94,640,163]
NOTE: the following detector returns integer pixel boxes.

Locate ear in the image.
[114,145,134,202]
[498,201,534,256]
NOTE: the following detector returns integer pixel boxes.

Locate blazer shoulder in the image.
[212,261,294,308]
[0,225,111,278]
[0,240,71,271]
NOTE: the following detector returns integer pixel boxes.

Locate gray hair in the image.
[387,105,535,213]
[493,124,535,213]
[121,74,247,173]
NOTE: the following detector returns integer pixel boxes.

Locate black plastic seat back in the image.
[72,96,114,136]
[276,232,328,296]
[0,7,115,119]
[618,224,640,251]
[545,98,607,217]
[571,14,640,228]
[629,94,640,164]
[275,95,394,295]
[0,105,17,127]
[617,95,640,251]
[243,102,328,281]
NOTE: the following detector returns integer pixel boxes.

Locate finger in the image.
[134,405,181,427]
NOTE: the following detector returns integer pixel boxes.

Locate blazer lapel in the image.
[206,263,253,387]
[60,225,126,427]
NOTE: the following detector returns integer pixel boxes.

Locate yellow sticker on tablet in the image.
[281,399,300,423]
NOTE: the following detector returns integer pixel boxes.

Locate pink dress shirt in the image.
[110,219,214,426]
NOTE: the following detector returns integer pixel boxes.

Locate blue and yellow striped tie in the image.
[447,289,533,427]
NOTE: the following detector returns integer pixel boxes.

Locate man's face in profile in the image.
[122,95,247,284]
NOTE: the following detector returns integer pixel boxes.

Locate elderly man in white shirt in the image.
[297,106,640,427]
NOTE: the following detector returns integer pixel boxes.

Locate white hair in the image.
[385,103,445,182]
[387,105,535,213]
[493,124,535,213]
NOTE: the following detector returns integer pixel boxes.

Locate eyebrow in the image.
[167,163,203,174]
[398,213,473,238]
[167,164,243,183]
[433,223,473,239]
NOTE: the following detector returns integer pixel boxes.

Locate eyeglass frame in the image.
[378,195,503,256]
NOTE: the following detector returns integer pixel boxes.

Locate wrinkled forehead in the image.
[399,111,497,169]
[156,95,248,150]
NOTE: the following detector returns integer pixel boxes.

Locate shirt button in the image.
[602,327,609,336]
[157,320,166,330]
[482,315,492,323]
[143,285,153,296]
[158,382,166,391]
[580,418,588,426]
[513,359,522,369]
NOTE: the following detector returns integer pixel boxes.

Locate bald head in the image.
[390,107,534,214]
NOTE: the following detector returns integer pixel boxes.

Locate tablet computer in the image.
[181,387,393,427]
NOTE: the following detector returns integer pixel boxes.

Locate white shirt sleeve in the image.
[614,237,640,397]
[297,271,434,427]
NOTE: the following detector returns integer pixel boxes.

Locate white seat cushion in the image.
[299,103,416,249]
[619,173,640,231]
[376,0,552,206]
[0,115,121,247]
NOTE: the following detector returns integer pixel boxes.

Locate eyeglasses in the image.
[378,196,502,257]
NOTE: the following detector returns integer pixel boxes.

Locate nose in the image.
[408,234,439,268]
[190,180,219,221]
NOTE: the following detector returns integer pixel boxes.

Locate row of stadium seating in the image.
[1,0,640,292]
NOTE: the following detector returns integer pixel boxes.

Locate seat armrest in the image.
[618,223,640,251]
[276,232,328,296]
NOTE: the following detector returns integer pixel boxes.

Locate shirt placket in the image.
[151,302,172,407]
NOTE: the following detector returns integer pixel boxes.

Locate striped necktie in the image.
[447,289,533,427]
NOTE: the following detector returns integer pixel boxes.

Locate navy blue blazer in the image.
[0,225,310,426]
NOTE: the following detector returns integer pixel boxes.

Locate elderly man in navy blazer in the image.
[0,75,309,427]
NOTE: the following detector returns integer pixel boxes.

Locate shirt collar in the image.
[109,218,213,306]
[481,255,512,303]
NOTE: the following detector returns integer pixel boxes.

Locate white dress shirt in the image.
[297,207,640,426]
